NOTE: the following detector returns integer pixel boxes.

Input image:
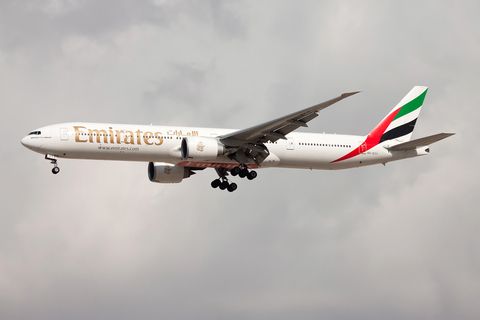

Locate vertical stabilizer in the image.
[332,86,449,164]
[369,86,428,143]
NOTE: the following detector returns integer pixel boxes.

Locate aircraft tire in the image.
[52,167,60,174]
[239,169,248,178]
[227,183,237,192]
[211,179,221,188]
[221,181,230,189]
[231,167,240,176]
[247,170,257,180]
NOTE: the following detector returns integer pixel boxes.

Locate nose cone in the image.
[21,135,43,151]
[21,136,30,148]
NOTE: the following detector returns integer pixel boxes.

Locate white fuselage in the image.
[21,122,427,170]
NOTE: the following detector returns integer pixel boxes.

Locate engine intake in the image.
[148,162,192,183]
[181,136,225,160]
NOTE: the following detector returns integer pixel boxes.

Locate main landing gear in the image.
[211,165,257,192]
[230,166,257,180]
[211,178,237,192]
[45,154,60,174]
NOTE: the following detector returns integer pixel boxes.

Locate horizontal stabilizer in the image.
[387,133,455,151]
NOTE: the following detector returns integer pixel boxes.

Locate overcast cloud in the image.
[1,1,479,319]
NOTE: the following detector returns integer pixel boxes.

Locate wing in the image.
[219,91,360,146]
[218,91,360,166]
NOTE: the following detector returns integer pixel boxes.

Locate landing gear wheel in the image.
[52,167,60,174]
[247,170,257,180]
[221,181,230,189]
[211,179,221,188]
[231,167,241,176]
[219,180,228,190]
[214,168,239,192]
[239,168,248,178]
[227,183,237,192]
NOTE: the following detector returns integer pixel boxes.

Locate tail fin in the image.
[368,86,428,143]
[332,86,437,164]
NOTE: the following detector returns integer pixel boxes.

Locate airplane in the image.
[21,86,454,192]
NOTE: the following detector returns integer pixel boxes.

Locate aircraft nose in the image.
[21,135,39,150]
[21,136,30,148]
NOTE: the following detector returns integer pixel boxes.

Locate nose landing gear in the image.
[45,154,60,174]
[52,166,60,174]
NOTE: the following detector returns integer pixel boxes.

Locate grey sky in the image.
[1,1,479,319]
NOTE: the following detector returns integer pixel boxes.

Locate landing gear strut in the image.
[45,154,60,174]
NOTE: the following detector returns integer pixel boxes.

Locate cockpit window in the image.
[28,131,41,135]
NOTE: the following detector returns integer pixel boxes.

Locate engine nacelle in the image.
[181,136,225,161]
[148,162,192,183]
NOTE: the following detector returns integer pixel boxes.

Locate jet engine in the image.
[148,162,193,183]
[181,136,225,161]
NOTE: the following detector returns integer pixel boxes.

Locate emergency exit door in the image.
[287,137,295,150]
